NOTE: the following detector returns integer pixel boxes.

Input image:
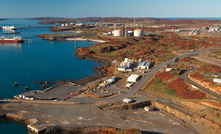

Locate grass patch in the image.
[145,78,176,97]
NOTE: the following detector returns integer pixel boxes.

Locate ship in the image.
[1,26,17,30]
[0,36,24,43]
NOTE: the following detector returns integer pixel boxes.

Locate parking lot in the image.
[23,83,86,100]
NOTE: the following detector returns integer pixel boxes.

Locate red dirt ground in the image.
[156,71,175,82]
[166,78,189,94]
[177,90,206,99]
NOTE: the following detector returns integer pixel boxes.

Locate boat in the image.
[2,25,17,30]
[0,36,24,43]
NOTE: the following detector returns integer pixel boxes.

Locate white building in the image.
[104,77,116,84]
[125,83,133,87]
[144,106,154,112]
[123,98,132,103]
[138,61,151,69]
[118,66,126,71]
[213,78,221,84]
[127,74,139,83]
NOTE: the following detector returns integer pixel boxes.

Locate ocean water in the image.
[0,19,99,99]
[0,121,29,134]
[0,19,99,133]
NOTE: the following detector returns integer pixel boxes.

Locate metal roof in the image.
[138,61,150,67]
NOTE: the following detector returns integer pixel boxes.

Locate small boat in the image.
[13,82,18,87]
[24,85,28,91]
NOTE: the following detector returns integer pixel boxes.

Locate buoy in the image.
[13,82,18,87]
[24,85,28,91]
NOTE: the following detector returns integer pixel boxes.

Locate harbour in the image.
[0,19,100,133]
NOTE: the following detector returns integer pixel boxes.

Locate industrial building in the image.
[138,60,151,69]
[125,82,133,87]
[134,29,144,37]
[213,78,221,84]
[144,106,154,112]
[118,66,126,71]
[104,77,116,84]
[123,98,132,103]
[113,29,124,36]
[127,74,140,83]
[118,58,135,71]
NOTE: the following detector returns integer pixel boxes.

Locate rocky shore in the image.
[73,47,112,85]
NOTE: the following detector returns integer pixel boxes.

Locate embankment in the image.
[100,100,192,122]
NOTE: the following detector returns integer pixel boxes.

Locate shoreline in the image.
[66,37,106,43]
[73,47,112,85]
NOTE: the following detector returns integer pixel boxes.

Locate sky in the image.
[0,0,221,18]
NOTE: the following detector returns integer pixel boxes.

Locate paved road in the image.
[193,55,221,67]
[180,64,221,99]
[101,51,213,103]
[1,50,220,104]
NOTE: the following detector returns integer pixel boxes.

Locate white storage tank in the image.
[113,29,123,36]
[127,62,131,68]
[120,62,124,66]
[125,58,129,63]
[123,62,127,67]
[134,29,144,37]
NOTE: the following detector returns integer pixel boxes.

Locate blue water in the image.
[0,19,99,99]
[0,120,29,134]
[0,19,100,133]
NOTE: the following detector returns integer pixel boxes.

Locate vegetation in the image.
[145,78,176,97]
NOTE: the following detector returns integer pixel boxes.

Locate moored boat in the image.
[2,25,16,30]
[0,36,24,43]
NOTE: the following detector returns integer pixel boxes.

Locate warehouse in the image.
[138,61,151,69]
[127,74,140,83]
[213,78,221,84]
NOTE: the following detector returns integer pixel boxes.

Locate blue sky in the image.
[0,0,221,18]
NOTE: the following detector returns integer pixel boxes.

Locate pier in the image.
[23,37,41,43]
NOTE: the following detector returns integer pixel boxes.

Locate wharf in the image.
[13,82,86,102]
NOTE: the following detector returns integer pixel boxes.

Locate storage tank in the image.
[123,62,127,67]
[127,62,131,68]
[134,29,144,37]
[125,58,129,63]
[113,29,123,36]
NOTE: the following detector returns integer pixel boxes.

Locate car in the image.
[174,57,180,62]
